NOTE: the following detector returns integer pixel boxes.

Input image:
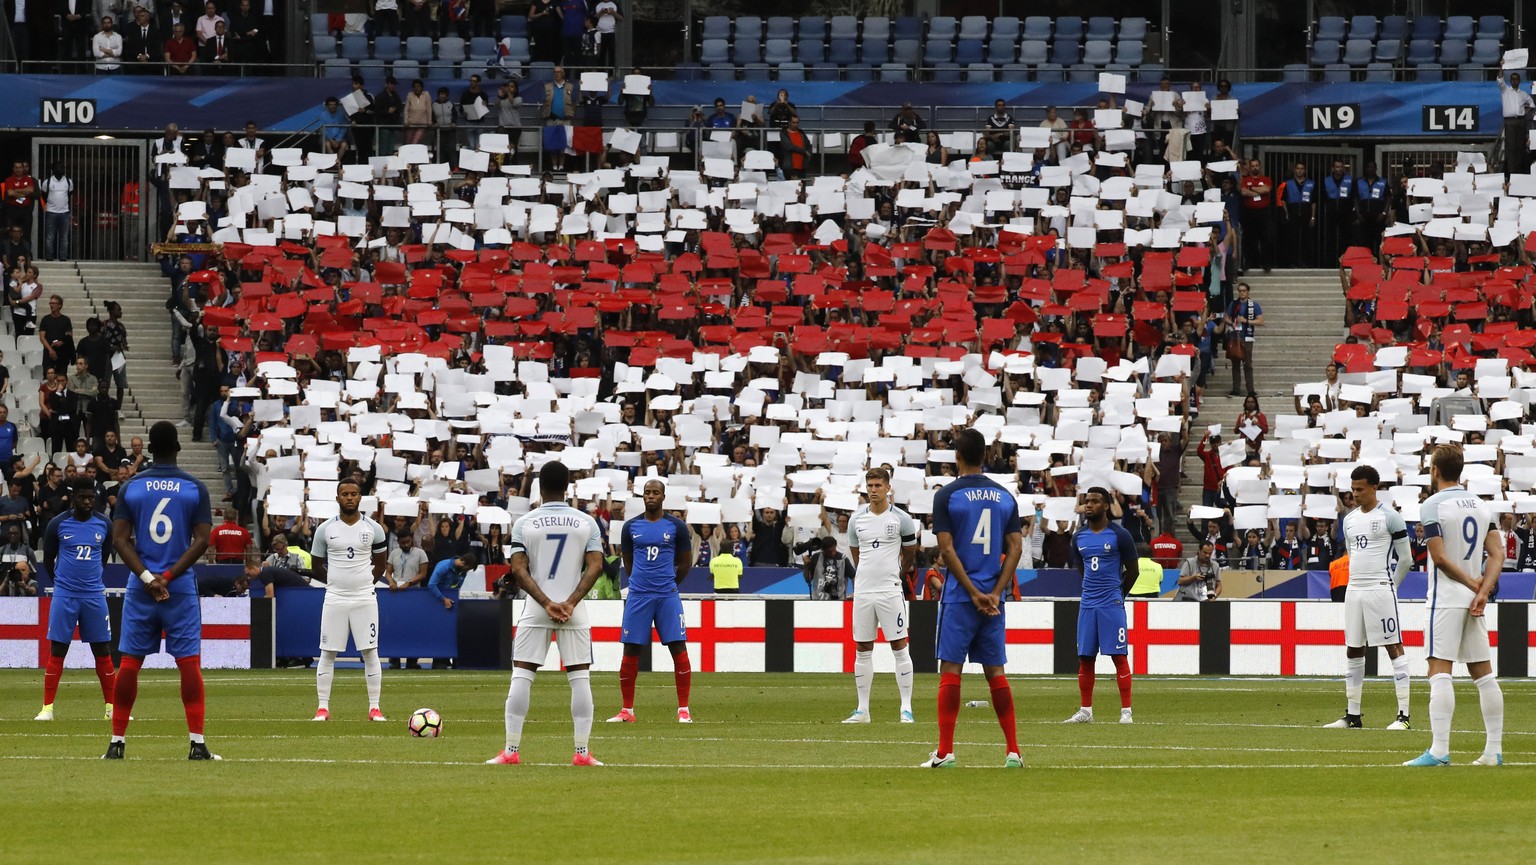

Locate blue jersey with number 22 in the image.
[932,474,1022,602]
[116,465,213,596]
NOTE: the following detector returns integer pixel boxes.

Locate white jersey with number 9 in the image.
[1420,485,1496,609]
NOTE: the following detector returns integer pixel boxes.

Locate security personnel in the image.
[1354,162,1390,248]
[1279,162,1316,267]
[710,549,742,594]
[1329,553,1349,603]
[1128,543,1166,598]
[1320,160,1353,266]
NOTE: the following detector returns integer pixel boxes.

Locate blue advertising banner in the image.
[273,586,459,658]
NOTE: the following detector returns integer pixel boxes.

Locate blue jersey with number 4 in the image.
[932,474,1022,602]
[115,465,212,596]
[1072,524,1138,609]
[621,514,690,595]
[44,511,111,598]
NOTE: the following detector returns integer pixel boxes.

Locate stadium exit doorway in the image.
[28,137,149,262]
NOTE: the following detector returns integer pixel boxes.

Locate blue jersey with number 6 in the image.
[932,474,1022,603]
[115,465,212,596]
[621,514,690,596]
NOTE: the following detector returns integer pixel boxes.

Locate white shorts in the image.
[852,593,908,643]
[320,598,379,652]
[1343,586,1401,648]
[1427,605,1491,664]
[513,602,593,667]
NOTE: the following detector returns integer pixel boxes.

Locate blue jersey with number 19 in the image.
[932,474,1022,603]
[621,513,690,596]
[116,465,212,597]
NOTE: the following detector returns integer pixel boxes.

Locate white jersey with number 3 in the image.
[1420,486,1496,609]
[311,515,388,601]
[510,503,603,615]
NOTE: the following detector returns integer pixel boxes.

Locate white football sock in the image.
[361,648,382,710]
[853,650,874,713]
[1475,673,1503,757]
[316,650,337,710]
[1345,656,1365,716]
[1391,653,1411,716]
[568,669,593,753]
[504,667,535,751]
[1428,673,1454,759]
[892,645,914,713]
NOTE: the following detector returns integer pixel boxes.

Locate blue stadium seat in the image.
[992,17,1020,42]
[1067,63,1097,82]
[986,37,1016,65]
[955,39,983,65]
[527,60,554,82]
[766,16,794,40]
[958,16,988,41]
[499,16,526,40]
[1309,39,1341,65]
[844,63,873,81]
[1315,16,1346,42]
[399,37,429,62]
[1379,16,1408,42]
[1019,40,1048,65]
[829,15,858,40]
[468,36,495,60]
[999,63,1029,82]
[1373,39,1402,62]
[860,39,890,64]
[1055,17,1083,41]
[375,38,404,62]
[966,63,995,82]
[809,63,839,81]
[1470,39,1501,66]
[700,39,729,64]
[1051,40,1080,65]
[701,16,730,41]
[1476,15,1505,41]
[1438,39,1469,65]
[1364,62,1393,82]
[437,37,466,63]
[1082,40,1112,66]
[425,60,456,80]
[765,39,793,65]
[799,16,826,44]
[893,17,922,42]
[930,63,961,83]
[1341,39,1372,65]
[391,60,422,80]
[741,63,770,81]
[340,33,368,60]
[828,39,857,65]
[1116,41,1143,66]
[878,62,907,82]
[707,62,735,82]
[322,58,353,78]
[674,62,701,81]
[1134,62,1164,83]
[504,38,530,63]
[776,62,804,81]
[732,38,761,64]
[1034,63,1064,82]
[356,58,385,78]
[1022,16,1052,41]
[1414,63,1442,81]
[311,13,330,35]
[313,38,338,60]
[735,16,762,43]
[797,38,825,64]
[1409,17,1441,42]
[1406,39,1437,65]
[1322,63,1350,83]
[928,17,957,41]
[1086,17,1116,41]
[1103,62,1130,79]
[1282,63,1309,82]
[863,17,890,43]
[1119,17,1147,42]
[923,39,953,64]
[1347,16,1378,41]
[1443,16,1473,40]
[892,40,920,66]
[1458,63,1488,82]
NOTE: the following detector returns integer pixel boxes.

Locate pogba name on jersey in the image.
[144,480,184,491]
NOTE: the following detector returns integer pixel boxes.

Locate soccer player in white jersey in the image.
[1325,465,1413,730]
[1404,444,1504,767]
[487,460,606,767]
[843,467,919,724]
[309,479,390,722]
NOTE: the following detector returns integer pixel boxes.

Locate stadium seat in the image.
[400,36,430,62]
[797,38,825,64]
[1373,39,1403,62]
[1119,17,1147,42]
[764,39,793,65]
[991,17,1020,42]
[527,60,554,81]
[1409,16,1442,42]
[928,17,957,41]
[425,60,456,80]
[955,39,983,65]
[1379,16,1408,42]
[863,17,890,43]
[892,16,922,42]
[1438,39,1469,65]
[1086,16,1116,41]
[1051,40,1081,65]
[356,58,385,78]
[706,62,734,82]
[1405,39,1437,65]
[1458,63,1489,82]
[1022,16,1051,41]
[986,37,1016,65]
[340,33,368,60]
[929,62,961,83]
[965,62,995,82]
[741,63,770,81]
[922,39,952,65]
[829,15,858,40]
[1414,62,1443,81]
[1347,15,1378,40]
[504,37,530,63]
[765,16,794,40]
[1018,40,1048,66]
[776,62,804,81]
[313,38,338,60]
[1055,16,1083,41]
[809,63,839,81]
[1341,39,1372,65]
[322,58,353,78]
[1034,62,1063,82]
[860,39,890,64]
[701,16,730,41]
[828,39,857,65]
[371,38,401,63]
[799,16,826,44]
[1082,40,1112,66]
[878,62,907,82]
[468,36,496,59]
[735,16,762,43]
[732,38,761,64]
[1470,39,1501,66]
[1315,16,1346,42]
[437,37,466,63]
[1134,62,1164,83]
[958,16,988,41]
[674,62,701,81]
[1309,39,1341,65]
[1067,63,1096,82]
[499,15,526,39]
[999,63,1029,82]
[892,39,920,66]
[700,38,729,64]
[1322,63,1350,82]
[843,63,873,81]
[1363,62,1393,82]
[1476,15,1505,41]
[391,59,422,80]
[1116,41,1143,66]
[1282,63,1309,82]
[311,12,329,35]
[1443,16,1474,41]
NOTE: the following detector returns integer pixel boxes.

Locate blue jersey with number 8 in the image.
[115,465,212,596]
[932,474,1022,603]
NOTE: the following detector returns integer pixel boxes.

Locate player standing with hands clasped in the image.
[309,479,390,722]
[609,478,695,724]
[843,467,919,724]
[1404,445,1504,767]
[103,422,215,760]
[487,461,606,766]
[922,428,1024,768]
[35,479,116,722]
[1062,488,1138,725]
[1324,465,1413,730]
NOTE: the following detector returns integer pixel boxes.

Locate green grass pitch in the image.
[3,669,1534,864]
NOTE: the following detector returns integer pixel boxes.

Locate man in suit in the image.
[199,17,231,73]
[122,5,162,73]
[540,65,576,172]
[57,0,96,64]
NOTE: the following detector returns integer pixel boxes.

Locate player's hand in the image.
[148,577,170,602]
[1470,594,1489,618]
[971,592,998,616]
[442,597,454,610]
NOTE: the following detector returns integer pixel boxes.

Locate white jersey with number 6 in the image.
[848,504,918,596]
[1420,485,1496,609]
[510,503,603,626]
[311,515,388,601]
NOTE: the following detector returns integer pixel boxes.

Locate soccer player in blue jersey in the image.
[1063,488,1139,725]
[923,428,1024,769]
[607,478,694,724]
[103,422,215,761]
[34,478,115,722]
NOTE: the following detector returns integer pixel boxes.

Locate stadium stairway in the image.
[1174,269,1345,517]
[34,262,227,499]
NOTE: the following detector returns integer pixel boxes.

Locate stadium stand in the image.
[1307,14,1508,81]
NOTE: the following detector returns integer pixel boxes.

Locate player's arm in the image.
[673,517,691,584]
[994,530,1023,604]
[112,516,167,601]
[847,519,860,569]
[371,530,389,584]
[41,517,57,577]
[508,550,562,617]
[1471,527,1504,617]
[569,550,603,608]
[619,521,633,581]
[1424,535,1476,591]
[1118,526,1139,598]
[1388,512,1412,586]
[309,526,329,584]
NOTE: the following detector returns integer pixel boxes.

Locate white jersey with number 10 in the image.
[1420,486,1496,609]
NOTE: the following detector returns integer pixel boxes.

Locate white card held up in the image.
[580,71,609,92]
[1503,49,1529,70]
[1098,72,1126,94]
[1210,99,1239,121]
[623,74,652,95]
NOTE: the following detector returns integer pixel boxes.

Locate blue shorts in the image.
[48,594,112,644]
[119,592,202,659]
[620,593,687,645]
[935,601,1007,667]
[1077,605,1128,657]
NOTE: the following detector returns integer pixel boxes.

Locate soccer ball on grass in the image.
[408,708,442,737]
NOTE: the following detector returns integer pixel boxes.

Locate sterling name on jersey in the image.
[510,503,603,606]
[1421,486,1497,608]
[848,504,918,595]
[1341,503,1410,588]
[311,515,389,600]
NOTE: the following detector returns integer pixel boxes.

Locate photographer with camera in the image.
[1175,541,1223,601]
[803,535,852,601]
[0,557,36,595]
